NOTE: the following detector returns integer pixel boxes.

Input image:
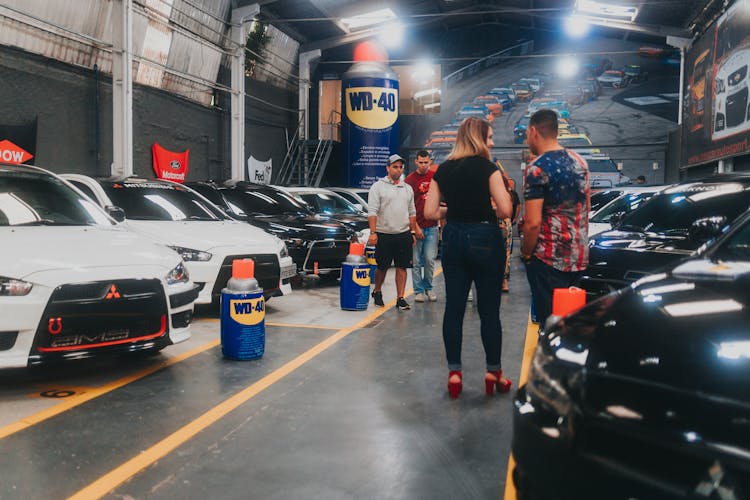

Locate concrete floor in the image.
[0,250,532,499]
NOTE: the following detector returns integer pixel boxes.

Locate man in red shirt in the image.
[405,150,439,302]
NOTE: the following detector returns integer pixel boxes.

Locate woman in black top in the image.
[424,117,513,399]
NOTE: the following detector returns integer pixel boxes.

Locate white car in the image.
[327,187,369,211]
[712,45,750,141]
[274,186,370,243]
[62,175,296,305]
[0,164,198,368]
[588,185,666,236]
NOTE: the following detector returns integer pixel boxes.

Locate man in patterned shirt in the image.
[520,109,590,325]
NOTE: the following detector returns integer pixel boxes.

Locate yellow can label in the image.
[352,267,371,287]
[345,87,398,129]
[229,298,265,325]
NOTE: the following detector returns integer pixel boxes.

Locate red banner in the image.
[0,139,34,164]
[152,142,189,183]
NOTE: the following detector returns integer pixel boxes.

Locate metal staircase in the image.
[276,138,334,187]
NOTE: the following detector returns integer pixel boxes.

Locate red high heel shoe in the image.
[485,370,512,395]
[448,370,463,399]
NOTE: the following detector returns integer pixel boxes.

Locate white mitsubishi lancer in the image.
[0,164,199,368]
[61,175,296,305]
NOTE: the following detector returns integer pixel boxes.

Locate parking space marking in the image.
[504,315,539,500]
[68,297,405,500]
[0,339,219,440]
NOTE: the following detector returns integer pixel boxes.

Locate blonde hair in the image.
[447,117,491,161]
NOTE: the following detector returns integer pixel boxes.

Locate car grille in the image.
[32,279,168,354]
[303,239,350,272]
[726,86,748,128]
[211,254,280,297]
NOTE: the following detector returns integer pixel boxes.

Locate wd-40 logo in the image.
[229,298,265,325]
[352,267,371,287]
[345,87,398,130]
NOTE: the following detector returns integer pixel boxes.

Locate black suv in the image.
[513,208,750,499]
[581,174,750,298]
[187,181,357,278]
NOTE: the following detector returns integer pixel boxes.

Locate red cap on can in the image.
[232,258,255,279]
[349,242,365,256]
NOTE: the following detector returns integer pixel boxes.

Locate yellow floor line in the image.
[503,316,539,500]
[0,339,219,441]
[68,297,405,500]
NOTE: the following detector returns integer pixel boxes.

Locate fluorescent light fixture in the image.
[342,8,396,30]
[423,103,441,109]
[413,88,441,99]
[639,283,695,296]
[718,341,750,360]
[378,21,404,48]
[664,299,744,318]
[564,15,590,37]
[575,0,638,22]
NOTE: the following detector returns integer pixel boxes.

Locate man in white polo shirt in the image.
[367,154,418,311]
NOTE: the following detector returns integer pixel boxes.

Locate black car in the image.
[581,174,750,298]
[187,181,357,277]
[512,208,750,499]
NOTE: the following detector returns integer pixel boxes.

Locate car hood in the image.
[325,214,369,232]
[1,226,181,284]
[245,214,354,240]
[125,220,282,253]
[588,229,698,274]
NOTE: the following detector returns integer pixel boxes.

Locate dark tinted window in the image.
[0,170,112,226]
[68,180,98,201]
[590,192,655,223]
[102,182,226,221]
[590,190,624,211]
[715,216,750,261]
[222,188,310,216]
[585,158,619,173]
[620,183,750,234]
[296,192,361,215]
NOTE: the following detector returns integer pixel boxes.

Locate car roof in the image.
[0,162,51,176]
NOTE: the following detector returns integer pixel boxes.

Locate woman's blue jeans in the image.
[441,222,506,371]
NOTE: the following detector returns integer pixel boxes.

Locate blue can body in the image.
[340,262,371,310]
[220,289,265,360]
[365,245,377,286]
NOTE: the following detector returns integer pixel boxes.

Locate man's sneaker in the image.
[426,290,437,302]
[372,290,385,307]
[414,293,426,302]
[396,297,411,310]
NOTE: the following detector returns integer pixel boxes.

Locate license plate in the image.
[281,265,297,279]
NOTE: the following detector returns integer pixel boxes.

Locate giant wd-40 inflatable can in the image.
[340,243,370,311]
[221,259,265,360]
[341,61,399,189]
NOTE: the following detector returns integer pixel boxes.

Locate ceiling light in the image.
[342,8,397,30]
[575,0,638,22]
[378,22,404,48]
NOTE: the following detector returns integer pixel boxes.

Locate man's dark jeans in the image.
[441,223,505,371]
[525,256,581,327]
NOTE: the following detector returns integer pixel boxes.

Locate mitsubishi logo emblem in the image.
[105,284,121,299]
[694,461,737,499]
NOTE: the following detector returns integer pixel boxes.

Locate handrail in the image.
[443,40,534,89]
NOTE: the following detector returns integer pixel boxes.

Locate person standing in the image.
[367,153,418,311]
[424,117,513,399]
[405,150,439,303]
[520,109,590,327]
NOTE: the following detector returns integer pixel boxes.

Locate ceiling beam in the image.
[308,0,350,35]
[577,15,692,39]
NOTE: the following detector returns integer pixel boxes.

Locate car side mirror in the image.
[106,205,126,223]
[542,315,562,336]
[608,211,626,228]
[353,203,363,212]
[689,216,727,241]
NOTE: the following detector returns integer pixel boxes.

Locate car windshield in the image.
[559,137,592,147]
[619,183,750,235]
[222,188,310,216]
[296,192,362,215]
[584,158,619,173]
[590,192,655,223]
[102,182,227,221]
[590,190,624,211]
[0,170,112,226]
[714,215,750,261]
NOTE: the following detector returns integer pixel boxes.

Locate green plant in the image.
[245,21,271,77]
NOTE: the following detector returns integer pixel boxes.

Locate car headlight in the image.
[0,276,33,296]
[165,262,190,284]
[525,346,573,416]
[168,246,212,262]
[280,243,289,258]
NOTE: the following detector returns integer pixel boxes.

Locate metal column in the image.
[112,0,133,177]
[230,4,260,181]
[298,50,321,141]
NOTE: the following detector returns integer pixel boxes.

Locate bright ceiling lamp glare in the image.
[557,57,579,79]
[575,0,639,22]
[341,8,397,30]
[378,22,405,49]
[564,15,590,37]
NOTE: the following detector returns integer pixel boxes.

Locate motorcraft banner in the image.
[247,156,272,184]
[682,0,750,166]
[0,118,37,165]
[152,142,189,183]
